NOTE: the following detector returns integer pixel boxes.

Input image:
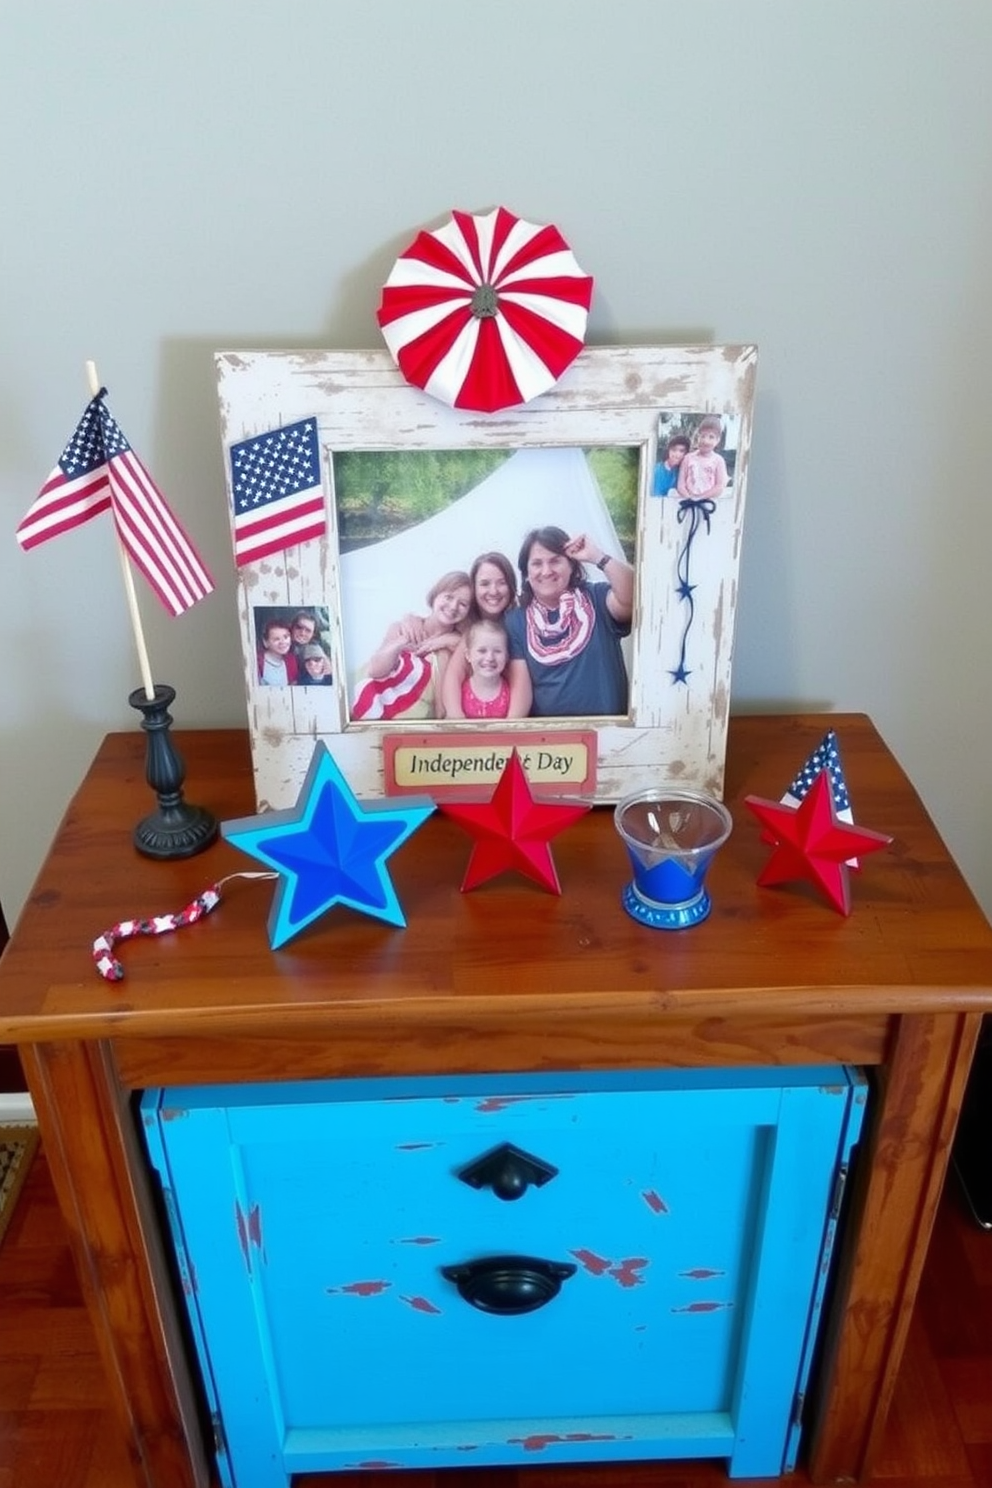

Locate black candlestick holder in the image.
[128,684,219,859]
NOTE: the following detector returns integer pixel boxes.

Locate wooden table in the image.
[1,714,990,1488]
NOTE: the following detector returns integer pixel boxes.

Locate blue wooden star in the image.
[221,743,434,947]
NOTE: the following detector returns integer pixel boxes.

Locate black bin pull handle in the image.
[441,1254,577,1315]
[455,1142,558,1201]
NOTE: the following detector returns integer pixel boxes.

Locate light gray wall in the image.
[2,1,991,926]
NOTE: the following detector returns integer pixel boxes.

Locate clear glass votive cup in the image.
[613,786,733,930]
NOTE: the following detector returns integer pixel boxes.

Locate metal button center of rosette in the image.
[470,283,499,318]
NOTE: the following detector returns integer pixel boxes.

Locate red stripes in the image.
[392,302,474,386]
[17,397,214,616]
[400,225,476,283]
[454,317,521,413]
[351,650,432,722]
[108,450,214,616]
[15,471,112,549]
[233,490,326,566]
[377,206,592,412]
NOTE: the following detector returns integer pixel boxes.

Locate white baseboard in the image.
[0,1091,36,1124]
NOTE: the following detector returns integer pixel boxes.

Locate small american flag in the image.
[16,390,214,617]
[230,417,325,566]
[783,728,859,866]
[783,729,851,818]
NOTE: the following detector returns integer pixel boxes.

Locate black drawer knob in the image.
[456,1142,558,1201]
[441,1255,577,1314]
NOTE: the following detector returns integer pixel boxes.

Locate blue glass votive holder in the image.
[614,787,733,930]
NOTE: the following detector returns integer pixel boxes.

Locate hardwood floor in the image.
[1,1145,990,1488]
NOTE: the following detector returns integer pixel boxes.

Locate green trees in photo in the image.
[333,445,639,563]
[334,450,510,548]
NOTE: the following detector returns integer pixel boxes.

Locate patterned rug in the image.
[0,1123,39,1248]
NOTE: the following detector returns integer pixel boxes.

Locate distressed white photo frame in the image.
[215,345,757,810]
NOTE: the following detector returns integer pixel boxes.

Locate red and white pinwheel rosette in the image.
[377,206,593,413]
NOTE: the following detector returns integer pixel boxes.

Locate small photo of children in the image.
[652,412,739,500]
[652,431,690,496]
[253,606,332,687]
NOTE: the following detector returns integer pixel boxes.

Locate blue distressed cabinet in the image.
[142,1065,865,1486]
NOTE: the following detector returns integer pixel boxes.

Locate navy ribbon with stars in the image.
[670,497,717,685]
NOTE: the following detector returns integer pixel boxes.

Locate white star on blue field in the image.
[786,729,850,811]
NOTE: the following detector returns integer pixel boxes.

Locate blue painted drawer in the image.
[141,1066,865,1485]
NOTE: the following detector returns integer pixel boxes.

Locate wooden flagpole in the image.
[85,360,156,701]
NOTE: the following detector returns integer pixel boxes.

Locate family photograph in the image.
[336,447,639,724]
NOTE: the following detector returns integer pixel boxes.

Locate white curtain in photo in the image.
[339,446,626,689]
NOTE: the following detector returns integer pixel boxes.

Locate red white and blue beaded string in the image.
[92,872,275,981]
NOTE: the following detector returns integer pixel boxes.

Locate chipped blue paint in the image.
[141,1066,865,1486]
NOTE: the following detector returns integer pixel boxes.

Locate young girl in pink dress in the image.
[460,618,512,719]
[440,551,532,719]
[677,416,729,501]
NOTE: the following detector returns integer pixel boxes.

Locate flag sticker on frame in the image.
[230,416,325,566]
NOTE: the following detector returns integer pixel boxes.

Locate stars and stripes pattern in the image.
[16,390,214,617]
[783,729,851,817]
[229,416,325,566]
[351,651,433,721]
[377,206,593,412]
[92,886,222,982]
[782,728,859,867]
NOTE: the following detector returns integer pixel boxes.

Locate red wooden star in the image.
[744,769,892,915]
[440,750,591,893]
